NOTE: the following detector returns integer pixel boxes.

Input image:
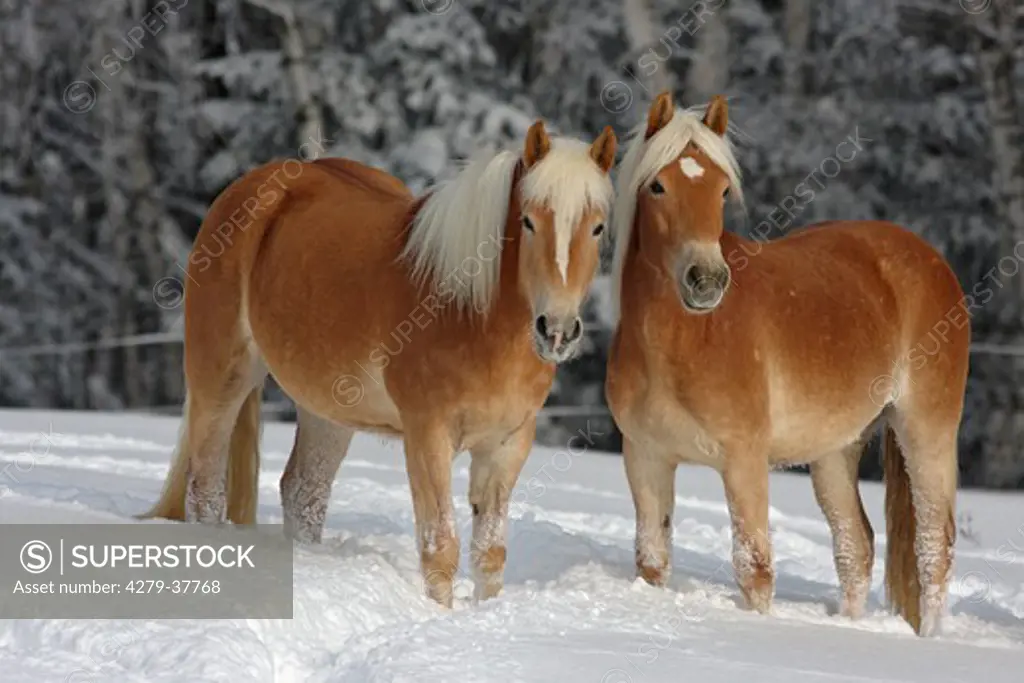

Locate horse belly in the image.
[325,364,404,434]
[766,394,879,465]
[763,341,891,464]
[276,360,404,436]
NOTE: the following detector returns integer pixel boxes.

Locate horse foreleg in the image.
[624,439,677,587]
[722,454,773,613]
[404,425,459,607]
[280,408,354,543]
[811,443,874,618]
[468,417,535,601]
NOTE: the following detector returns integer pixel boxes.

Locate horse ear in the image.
[702,95,729,136]
[590,126,617,173]
[645,91,675,140]
[523,119,551,168]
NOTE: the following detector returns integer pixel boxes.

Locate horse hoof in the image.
[427,588,454,609]
[283,516,322,544]
[745,595,772,614]
[474,582,503,602]
[917,611,942,637]
[839,598,866,620]
[637,564,669,587]
[740,578,774,614]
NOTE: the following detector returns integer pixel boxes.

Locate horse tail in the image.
[224,386,262,524]
[883,423,920,632]
[139,387,262,524]
[138,394,195,522]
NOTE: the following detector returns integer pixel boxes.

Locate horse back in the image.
[731,220,964,313]
[311,158,412,200]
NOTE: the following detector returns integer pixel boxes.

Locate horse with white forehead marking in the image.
[607,91,968,637]
[144,120,617,606]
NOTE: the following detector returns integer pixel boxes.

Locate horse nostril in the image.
[684,266,701,291]
[566,317,583,343]
[535,315,548,339]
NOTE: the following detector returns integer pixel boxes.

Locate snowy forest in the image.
[1,0,1023,488]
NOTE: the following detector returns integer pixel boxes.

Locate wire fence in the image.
[0,333,615,418]
[3,330,1023,359]
[2,331,1023,420]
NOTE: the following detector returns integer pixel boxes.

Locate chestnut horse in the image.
[144,121,617,605]
[606,92,967,636]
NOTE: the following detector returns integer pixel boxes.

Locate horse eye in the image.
[649,180,665,195]
[522,216,535,232]
[592,223,605,237]
[723,187,731,198]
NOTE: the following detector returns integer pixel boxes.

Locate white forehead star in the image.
[680,157,705,179]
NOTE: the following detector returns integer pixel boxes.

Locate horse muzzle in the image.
[533,314,583,363]
[678,262,730,313]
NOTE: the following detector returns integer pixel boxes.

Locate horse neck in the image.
[619,233,675,326]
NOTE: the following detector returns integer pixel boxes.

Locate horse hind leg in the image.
[885,411,957,637]
[810,441,875,619]
[184,348,266,524]
[280,408,354,543]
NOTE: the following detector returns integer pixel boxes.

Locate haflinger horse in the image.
[606,91,968,636]
[143,120,617,606]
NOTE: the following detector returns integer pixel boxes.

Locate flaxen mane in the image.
[403,139,614,312]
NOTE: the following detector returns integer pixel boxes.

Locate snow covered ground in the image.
[0,408,1021,682]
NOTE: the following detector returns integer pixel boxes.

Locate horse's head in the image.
[614,92,742,314]
[515,121,616,362]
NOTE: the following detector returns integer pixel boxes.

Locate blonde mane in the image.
[610,105,744,319]
[404,138,614,313]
